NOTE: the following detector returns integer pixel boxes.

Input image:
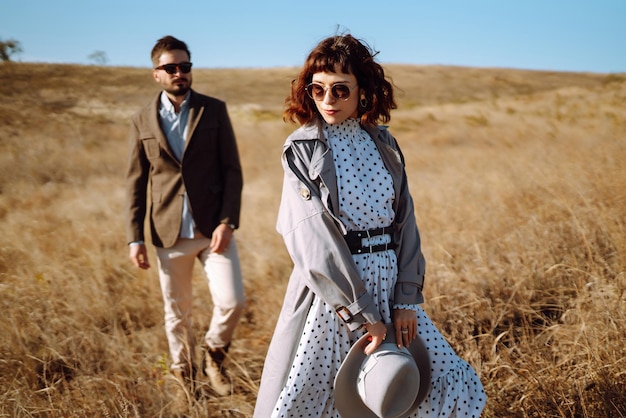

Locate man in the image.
[125,35,245,396]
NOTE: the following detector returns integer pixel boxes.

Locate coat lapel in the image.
[312,141,341,224]
[148,93,179,164]
[185,91,204,153]
[293,123,404,235]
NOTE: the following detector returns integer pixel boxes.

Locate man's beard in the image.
[167,79,191,97]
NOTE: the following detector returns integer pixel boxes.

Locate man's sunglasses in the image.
[155,62,193,74]
[305,82,356,101]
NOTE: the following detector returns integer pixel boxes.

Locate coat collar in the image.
[147,89,204,164]
[284,120,402,180]
[284,120,404,233]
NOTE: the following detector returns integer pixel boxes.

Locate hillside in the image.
[0,62,624,417]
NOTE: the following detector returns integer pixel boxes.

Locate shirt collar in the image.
[159,91,191,113]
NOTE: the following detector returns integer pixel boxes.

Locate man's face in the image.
[153,49,192,97]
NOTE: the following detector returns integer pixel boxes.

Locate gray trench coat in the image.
[253,122,426,417]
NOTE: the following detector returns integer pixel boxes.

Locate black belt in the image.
[343,226,397,254]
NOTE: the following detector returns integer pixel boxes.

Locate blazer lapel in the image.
[147,93,179,164]
[184,91,204,153]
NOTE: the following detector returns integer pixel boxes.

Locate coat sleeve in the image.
[125,115,150,244]
[387,134,426,305]
[276,143,382,331]
[216,102,243,228]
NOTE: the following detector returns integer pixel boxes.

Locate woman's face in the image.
[309,66,359,125]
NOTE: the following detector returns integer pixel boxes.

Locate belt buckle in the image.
[336,306,354,323]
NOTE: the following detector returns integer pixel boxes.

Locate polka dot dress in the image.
[272,119,486,417]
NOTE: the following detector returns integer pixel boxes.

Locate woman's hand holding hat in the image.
[363,321,387,355]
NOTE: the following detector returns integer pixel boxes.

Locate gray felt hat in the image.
[334,324,430,418]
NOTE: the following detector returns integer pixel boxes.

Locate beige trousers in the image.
[156,234,245,372]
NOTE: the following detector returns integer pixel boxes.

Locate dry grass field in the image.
[0,62,624,417]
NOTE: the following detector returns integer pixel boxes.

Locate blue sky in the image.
[1,0,625,73]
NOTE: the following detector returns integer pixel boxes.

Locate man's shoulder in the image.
[132,92,160,120]
[190,90,225,108]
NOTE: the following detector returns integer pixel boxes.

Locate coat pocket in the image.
[141,138,160,159]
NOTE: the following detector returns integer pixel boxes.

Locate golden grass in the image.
[0,62,624,417]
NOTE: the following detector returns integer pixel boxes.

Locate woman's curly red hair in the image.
[284,34,397,127]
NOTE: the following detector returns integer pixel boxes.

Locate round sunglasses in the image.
[154,62,193,74]
[305,82,357,101]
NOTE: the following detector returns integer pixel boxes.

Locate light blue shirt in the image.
[158,91,195,239]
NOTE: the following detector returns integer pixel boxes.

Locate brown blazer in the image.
[125,90,243,248]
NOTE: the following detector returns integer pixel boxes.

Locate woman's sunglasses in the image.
[305,82,356,101]
[154,62,193,74]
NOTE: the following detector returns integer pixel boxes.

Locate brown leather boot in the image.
[203,344,231,396]
[171,366,196,391]
[169,366,196,413]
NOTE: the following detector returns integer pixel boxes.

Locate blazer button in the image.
[300,188,311,200]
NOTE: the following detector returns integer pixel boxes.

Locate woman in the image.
[254,34,486,417]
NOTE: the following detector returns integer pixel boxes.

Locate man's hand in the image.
[210,223,234,253]
[129,243,150,269]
